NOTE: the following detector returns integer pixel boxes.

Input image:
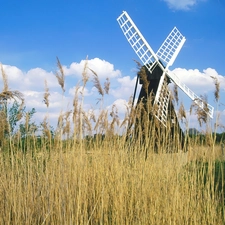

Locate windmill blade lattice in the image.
[154,72,171,127]
[117,11,159,72]
[117,10,214,127]
[166,70,214,118]
[156,27,186,69]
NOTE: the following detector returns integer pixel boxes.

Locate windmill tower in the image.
[117,11,214,151]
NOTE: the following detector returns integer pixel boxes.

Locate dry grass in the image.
[43,79,50,108]
[0,59,224,224]
[0,63,23,103]
[55,57,65,94]
[0,145,224,224]
[211,76,220,102]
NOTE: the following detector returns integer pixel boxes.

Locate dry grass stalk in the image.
[1,55,225,224]
[82,56,89,87]
[25,112,30,132]
[72,85,80,124]
[133,59,142,69]
[0,65,23,102]
[0,110,9,141]
[0,64,24,147]
[211,76,220,102]
[17,100,25,121]
[120,116,129,130]
[57,111,71,135]
[57,113,64,130]
[0,63,8,92]
[178,102,186,123]
[120,97,132,129]
[82,111,92,136]
[192,95,209,127]
[90,68,104,97]
[138,65,149,94]
[173,84,179,105]
[78,57,90,140]
[104,77,110,95]
[0,90,24,103]
[89,109,96,123]
[197,109,207,127]
[62,111,71,136]
[1,143,225,224]
[43,79,50,108]
[41,116,52,140]
[94,109,108,133]
[109,104,120,134]
[55,57,65,93]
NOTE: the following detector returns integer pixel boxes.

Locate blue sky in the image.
[0,0,225,132]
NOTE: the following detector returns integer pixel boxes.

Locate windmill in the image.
[117,11,214,151]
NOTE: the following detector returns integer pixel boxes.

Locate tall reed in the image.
[0,60,224,224]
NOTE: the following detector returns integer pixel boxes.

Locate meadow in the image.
[0,59,224,224]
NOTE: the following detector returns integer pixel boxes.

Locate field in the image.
[0,142,225,224]
[0,60,224,224]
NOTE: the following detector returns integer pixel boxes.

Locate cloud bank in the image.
[172,67,225,94]
[63,58,121,79]
[0,58,224,131]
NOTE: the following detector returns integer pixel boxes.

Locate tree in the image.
[0,64,24,147]
[19,107,38,139]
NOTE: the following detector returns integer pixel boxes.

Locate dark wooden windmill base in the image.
[132,99,186,154]
[128,64,187,154]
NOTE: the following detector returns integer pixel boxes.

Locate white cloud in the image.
[107,98,130,115]
[172,67,225,95]
[111,75,140,99]
[68,86,93,97]
[1,65,59,91]
[1,59,224,132]
[1,65,24,86]
[0,58,123,129]
[25,68,58,89]
[23,91,74,114]
[63,58,121,79]
[162,0,206,10]
[169,67,225,131]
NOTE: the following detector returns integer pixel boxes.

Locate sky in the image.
[0,0,225,133]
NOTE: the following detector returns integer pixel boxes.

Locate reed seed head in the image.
[211,76,220,102]
[0,63,8,92]
[173,84,179,105]
[82,56,89,87]
[104,77,110,95]
[90,68,104,97]
[55,57,65,93]
[43,79,50,108]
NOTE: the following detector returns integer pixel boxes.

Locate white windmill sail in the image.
[166,70,214,118]
[152,26,187,125]
[156,27,186,69]
[154,71,171,126]
[117,11,214,126]
[117,11,159,72]
[153,74,171,126]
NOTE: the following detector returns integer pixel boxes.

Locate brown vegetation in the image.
[0,60,224,224]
